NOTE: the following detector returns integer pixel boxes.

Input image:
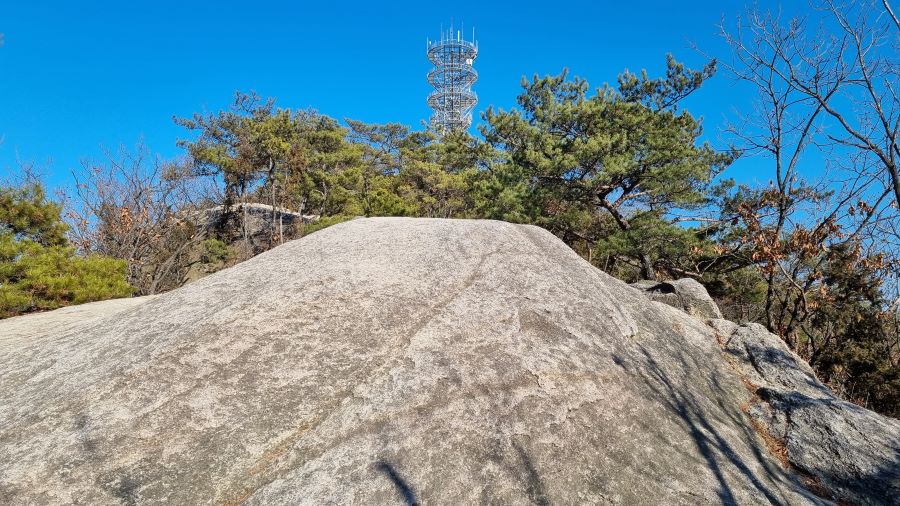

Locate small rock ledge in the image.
[631,278,723,319]
[634,278,900,505]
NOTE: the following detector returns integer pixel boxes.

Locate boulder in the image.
[710,320,900,505]
[631,278,724,319]
[0,218,894,504]
[203,203,319,240]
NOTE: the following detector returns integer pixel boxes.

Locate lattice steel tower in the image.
[427,25,478,132]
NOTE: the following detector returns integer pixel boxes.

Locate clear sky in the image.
[0,1,791,189]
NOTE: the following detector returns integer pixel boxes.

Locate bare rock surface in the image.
[0,218,852,505]
[631,278,724,320]
[0,296,155,343]
[203,203,319,238]
[710,319,900,505]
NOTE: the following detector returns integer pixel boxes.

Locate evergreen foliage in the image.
[808,244,899,417]
[0,183,132,318]
[482,57,734,279]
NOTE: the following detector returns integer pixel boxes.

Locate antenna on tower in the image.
[426,23,479,133]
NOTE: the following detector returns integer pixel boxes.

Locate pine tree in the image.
[483,56,734,279]
[0,183,132,318]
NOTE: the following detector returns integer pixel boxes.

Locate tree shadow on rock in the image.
[511,440,551,506]
[631,343,822,505]
[375,460,418,506]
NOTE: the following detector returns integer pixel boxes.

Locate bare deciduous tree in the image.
[64,145,218,295]
[717,0,900,364]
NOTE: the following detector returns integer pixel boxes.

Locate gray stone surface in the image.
[711,320,900,505]
[632,278,724,319]
[0,296,154,342]
[0,218,840,504]
[203,203,319,239]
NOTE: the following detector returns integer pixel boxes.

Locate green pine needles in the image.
[0,183,132,318]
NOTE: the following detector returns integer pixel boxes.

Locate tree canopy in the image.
[483,57,734,279]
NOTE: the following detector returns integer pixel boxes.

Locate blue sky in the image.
[1,1,789,190]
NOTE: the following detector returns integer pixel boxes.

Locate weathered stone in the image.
[711,320,900,505]
[0,296,154,341]
[203,203,319,239]
[0,218,878,504]
[632,278,724,319]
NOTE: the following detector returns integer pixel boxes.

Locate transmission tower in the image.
[426,25,478,132]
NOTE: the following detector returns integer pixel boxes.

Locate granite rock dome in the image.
[1,218,897,504]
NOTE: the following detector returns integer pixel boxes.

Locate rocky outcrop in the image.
[0,218,894,504]
[0,296,154,341]
[710,320,900,505]
[203,203,319,239]
[634,278,900,505]
[631,278,723,319]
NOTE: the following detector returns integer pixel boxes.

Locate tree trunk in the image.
[149,233,204,295]
[269,158,277,246]
[242,183,249,244]
[599,199,656,280]
[639,253,656,281]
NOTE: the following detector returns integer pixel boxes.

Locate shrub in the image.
[0,183,132,318]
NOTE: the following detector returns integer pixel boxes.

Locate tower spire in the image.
[426,24,478,133]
